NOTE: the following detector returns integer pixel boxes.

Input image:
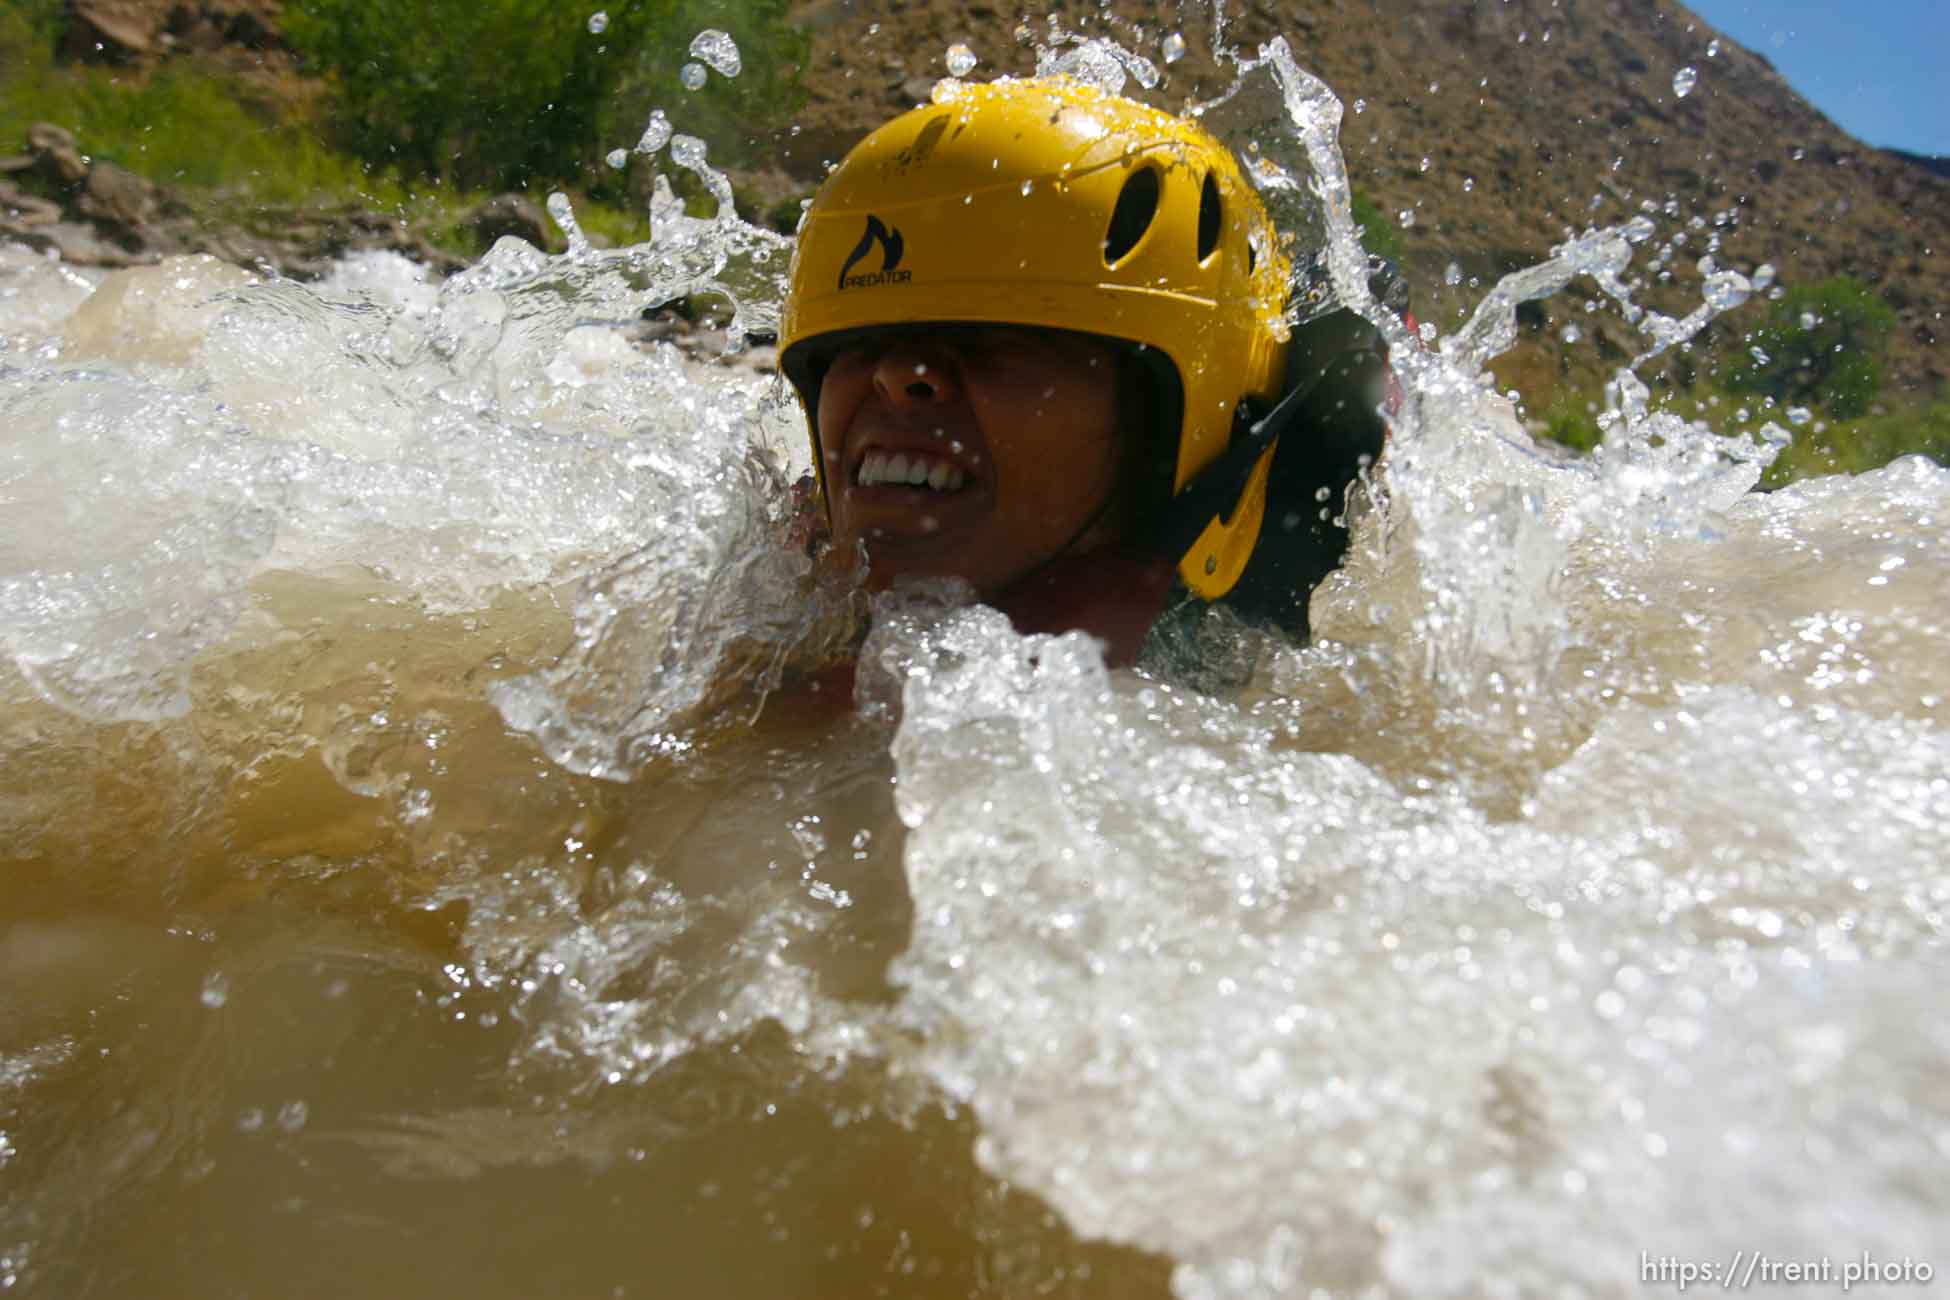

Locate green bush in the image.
[1762,398,1950,486]
[284,0,807,195]
[1349,187,1401,263]
[1723,275,1896,419]
[0,0,62,65]
[1538,394,1602,452]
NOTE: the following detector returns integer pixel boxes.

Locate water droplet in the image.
[1419,156,1432,173]
[689,29,741,78]
[1800,311,1820,331]
[1021,180,1034,197]
[1787,406,1813,426]
[1444,262,1462,286]
[604,148,627,170]
[1672,66,1699,98]
[636,109,671,155]
[1352,98,1366,114]
[1426,81,1440,94]
[1462,176,1475,192]
[1160,32,1186,64]
[1560,324,1583,344]
[276,1101,309,1133]
[1707,38,1721,57]
[1397,209,1416,229]
[670,134,708,169]
[237,1107,265,1133]
[586,10,608,34]
[1700,268,1747,311]
[200,972,229,1008]
[679,61,707,91]
[945,43,977,76]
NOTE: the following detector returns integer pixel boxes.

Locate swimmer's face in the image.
[816,327,1123,597]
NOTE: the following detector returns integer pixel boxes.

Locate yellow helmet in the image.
[778,76,1293,600]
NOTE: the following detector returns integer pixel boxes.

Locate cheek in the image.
[985,382,1120,513]
[815,363,872,474]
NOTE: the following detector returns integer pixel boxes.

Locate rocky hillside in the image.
[9,0,1945,404]
[782,0,1947,402]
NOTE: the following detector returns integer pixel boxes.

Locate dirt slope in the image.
[781,0,1947,400]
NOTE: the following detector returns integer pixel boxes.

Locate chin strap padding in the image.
[1142,354,1335,566]
[1146,322,1386,564]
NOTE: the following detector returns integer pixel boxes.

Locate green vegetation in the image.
[2,0,807,244]
[1350,188,1401,263]
[2,58,393,211]
[283,0,808,197]
[1722,276,1897,420]
[1539,394,1603,453]
[1529,276,1941,486]
[1760,399,1950,486]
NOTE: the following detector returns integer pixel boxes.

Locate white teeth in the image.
[854,449,969,493]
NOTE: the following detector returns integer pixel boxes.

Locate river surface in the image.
[2,31,1947,1300]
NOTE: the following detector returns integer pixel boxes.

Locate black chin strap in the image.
[1140,354,1341,566]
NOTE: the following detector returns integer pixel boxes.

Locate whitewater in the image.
[1,28,1945,1300]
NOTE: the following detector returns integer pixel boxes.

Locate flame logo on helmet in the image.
[837,215,911,291]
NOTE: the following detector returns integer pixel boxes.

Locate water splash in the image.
[1035,36,1160,93]
[689,28,742,79]
[2,13,1947,1300]
[636,107,672,156]
[853,29,1950,1300]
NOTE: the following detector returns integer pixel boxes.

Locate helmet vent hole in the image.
[1197,174,1222,262]
[1103,165,1160,266]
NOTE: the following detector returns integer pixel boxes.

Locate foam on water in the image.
[2,19,1947,1299]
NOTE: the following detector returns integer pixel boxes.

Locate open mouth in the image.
[854,448,969,493]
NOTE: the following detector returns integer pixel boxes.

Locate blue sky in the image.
[1682,0,1949,157]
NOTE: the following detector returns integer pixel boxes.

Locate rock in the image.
[466,194,552,251]
[60,255,256,364]
[26,124,89,186]
[0,181,64,230]
[26,221,159,269]
[58,0,160,62]
[207,0,284,49]
[77,162,160,231]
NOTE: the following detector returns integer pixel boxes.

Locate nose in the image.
[869,337,959,408]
